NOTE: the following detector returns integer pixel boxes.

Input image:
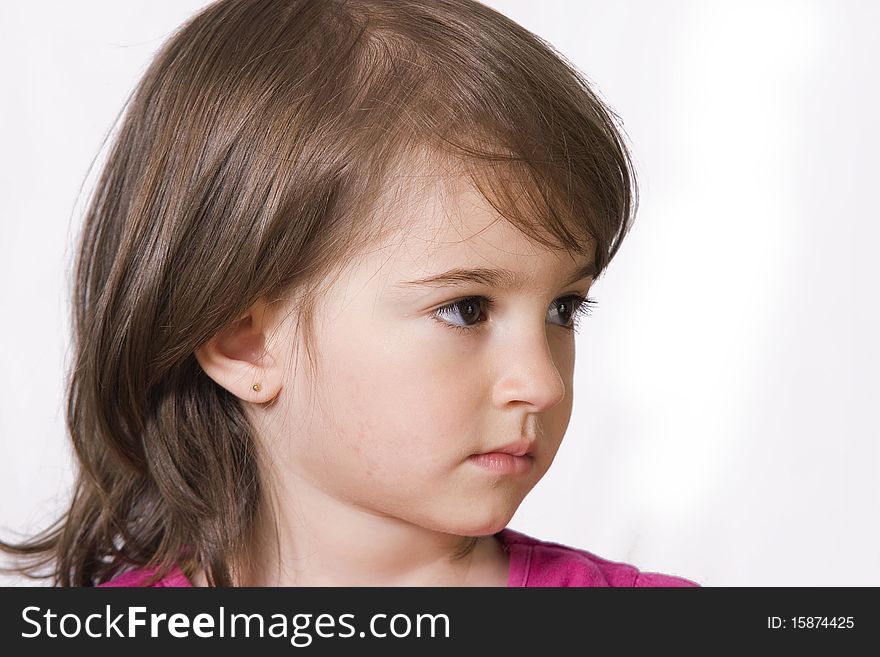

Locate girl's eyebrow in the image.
[394,260,597,291]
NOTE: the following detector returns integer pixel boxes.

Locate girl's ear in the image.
[194,297,284,404]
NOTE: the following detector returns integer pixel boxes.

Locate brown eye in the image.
[433,297,487,331]
[550,296,595,329]
[554,298,576,325]
[431,295,597,334]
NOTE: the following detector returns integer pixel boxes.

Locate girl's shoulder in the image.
[496,527,700,587]
[97,564,193,587]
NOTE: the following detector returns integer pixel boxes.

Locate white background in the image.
[1,0,877,586]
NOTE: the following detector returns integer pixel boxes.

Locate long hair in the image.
[1,0,637,586]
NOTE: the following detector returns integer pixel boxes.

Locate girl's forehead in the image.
[370,215,587,299]
[378,172,574,269]
[346,152,593,291]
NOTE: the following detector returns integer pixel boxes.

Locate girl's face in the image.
[258,174,594,539]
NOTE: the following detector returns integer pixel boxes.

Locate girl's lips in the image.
[479,438,536,457]
[468,452,534,475]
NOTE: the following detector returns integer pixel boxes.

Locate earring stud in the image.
[252,383,261,392]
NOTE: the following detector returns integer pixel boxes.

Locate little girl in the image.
[2,0,698,587]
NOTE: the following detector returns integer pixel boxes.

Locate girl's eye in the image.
[431,295,597,335]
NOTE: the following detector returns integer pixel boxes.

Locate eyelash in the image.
[431,294,598,335]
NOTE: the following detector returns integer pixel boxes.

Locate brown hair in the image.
[0,0,637,586]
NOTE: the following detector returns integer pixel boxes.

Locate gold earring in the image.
[252,383,262,392]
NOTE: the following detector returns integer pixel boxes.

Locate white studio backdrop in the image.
[1,0,877,586]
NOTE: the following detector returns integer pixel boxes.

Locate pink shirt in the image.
[98,527,699,587]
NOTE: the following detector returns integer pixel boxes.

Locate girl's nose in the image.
[491,331,567,412]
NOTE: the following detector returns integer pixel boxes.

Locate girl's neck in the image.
[190,532,509,587]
